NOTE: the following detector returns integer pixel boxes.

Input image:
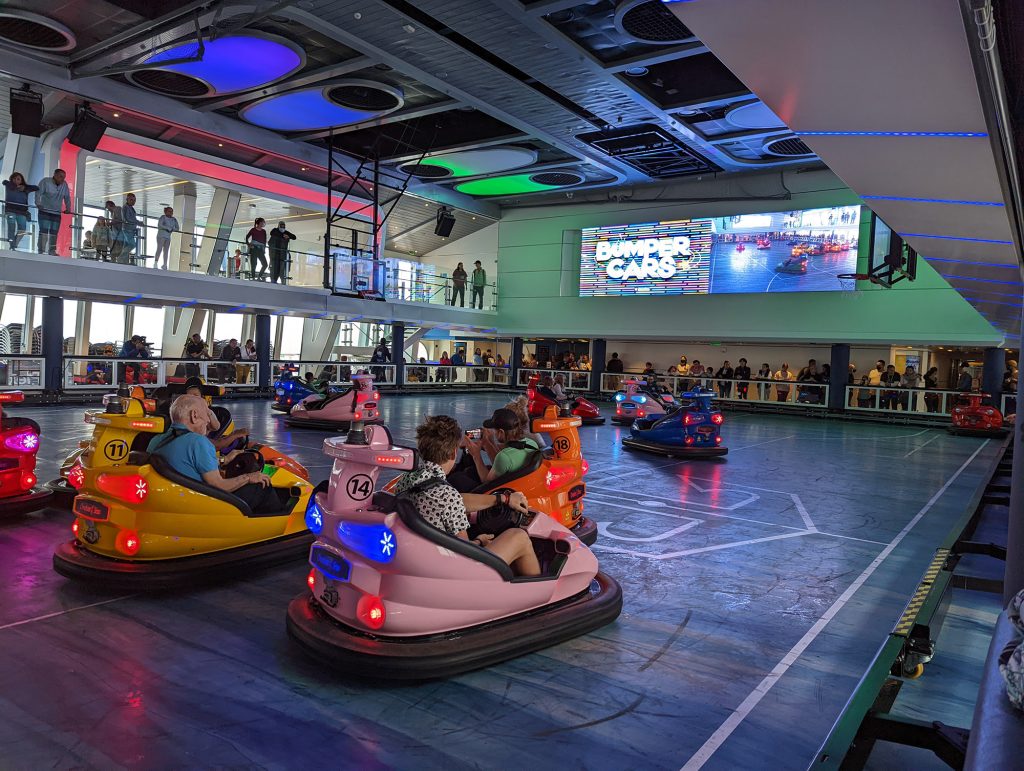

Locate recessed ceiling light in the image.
[112,112,121,117]
[624,66,649,77]
[300,166,307,171]
[218,142,223,147]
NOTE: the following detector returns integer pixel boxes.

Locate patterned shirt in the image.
[394,461,470,535]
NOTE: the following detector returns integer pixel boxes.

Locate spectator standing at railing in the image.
[471,260,487,309]
[924,366,940,413]
[715,361,734,398]
[773,363,795,402]
[245,218,268,280]
[735,358,751,400]
[900,365,922,411]
[796,359,820,404]
[879,364,902,410]
[35,168,71,256]
[155,207,179,270]
[105,200,126,263]
[642,362,656,376]
[866,360,885,409]
[121,194,139,261]
[451,262,467,307]
[185,332,208,377]
[955,363,973,392]
[579,354,591,371]
[220,338,241,384]
[92,216,112,261]
[3,172,37,251]
[857,375,873,408]
[268,221,296,284]
[1003,361,1018,417]
[371,338,391,383]
[606,352,624,373]
[231,248,243,277]
[756,363,772,400]
[438,351,451,383]
[337,355,352,382]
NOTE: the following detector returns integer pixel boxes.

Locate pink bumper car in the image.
[286,422,622,680]
[285,374,382,431]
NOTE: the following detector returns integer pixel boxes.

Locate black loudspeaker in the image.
[67,109,109,152]
[434,208,456,237]
[10,88,43,137]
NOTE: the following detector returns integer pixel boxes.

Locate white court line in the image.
[790,494,816,531]
[727,434,796,451]
[680,438,990,770]
[594,530,809,561]
[904,432,940,458]
[0,595,135,632]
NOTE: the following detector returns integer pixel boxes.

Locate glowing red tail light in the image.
[373,391,380,400]
[684,412,698,425]
[581,459,589,476]
[0,391,25,403]
[545,466,577,490]
[307,568,316,590]
[711,413,724,425]
[357,594,386,630]
[96,473,149,504]
[20,472,35,491]
[68,463,85,489]
[354,411,362,420]
[715,436,722,445]
[71,520,79,537]
[115,529,140,556]
[684,435,695,445]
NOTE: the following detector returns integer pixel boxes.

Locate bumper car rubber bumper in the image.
[947,425,1009,438]
[0,485,54,516]
[284,416,383,431]
[286,571,622,680]
[622,436,728,458]
[52,531,314,590]
[571,516,598,546]
[45,477,77,509]
[580,416,606,426]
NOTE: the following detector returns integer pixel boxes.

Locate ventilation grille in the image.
[617,1,693,43]
[329,84,402,112]
[129,69,211,98]
[0,12,75,51]
[531,171,585,186]
[577,123,719,178]
[400,163,452,179]
[763,136,814,157]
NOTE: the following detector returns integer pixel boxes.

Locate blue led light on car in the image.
[337,521,397,563]
[901,233,1013,245]
[797,131,987,137]
[862,195,1004,207]
[309,545,351,582]
[614,393,625,401]
[304,496,324,535]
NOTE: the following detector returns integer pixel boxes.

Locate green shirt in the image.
[492,438,539,478]
[472,267,486,287]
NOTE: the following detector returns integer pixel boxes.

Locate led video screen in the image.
[579,205,861,297]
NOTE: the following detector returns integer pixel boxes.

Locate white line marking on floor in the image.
[680,439,990,770]
[598,519,701,542]
[0,595,136,632]
[904,432,940,458]
[791,494,816,531]
[727,434,796,451]
[587,485,759,512]
[594,530,810,560]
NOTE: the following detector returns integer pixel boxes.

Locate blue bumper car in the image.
[622,388,728,458]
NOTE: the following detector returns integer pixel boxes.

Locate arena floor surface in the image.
[0,394,1002,769]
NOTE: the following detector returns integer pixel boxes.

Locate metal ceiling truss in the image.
[291,99,462,142]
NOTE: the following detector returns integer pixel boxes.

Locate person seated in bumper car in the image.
[504,396,547,448]
[394,415,540,577]
[149,394,281,513]
[453,408,540,490]
[171,381,249,453]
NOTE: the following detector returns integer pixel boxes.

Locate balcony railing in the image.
[598,372,829,406]
[517,368,592,391]
[0,356,45,390]
[62,357,261,390]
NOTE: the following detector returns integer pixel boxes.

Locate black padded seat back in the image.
[537,386,560,401]
[372,490,398,512]
[303,387,354,412]
[129,431,156,455]
[3,416,40,434]
[148,453,255,517]
[395,496,514,581]
[209,405,232,439]
[470,450,545,494]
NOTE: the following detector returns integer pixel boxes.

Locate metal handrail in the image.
[61,356,260,390]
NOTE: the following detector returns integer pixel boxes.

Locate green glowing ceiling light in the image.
[455,174,562,196]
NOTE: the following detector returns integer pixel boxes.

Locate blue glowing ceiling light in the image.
[901,233,1013,245]
[862,195,1005,207]
[240,88,395,132]
[337,521,397,563]
[142,34,303,95]
[797,131,987,137]
[305,497,324,535]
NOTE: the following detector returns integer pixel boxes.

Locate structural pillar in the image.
[511,337,524,385]
[590,338,607,395]
[256,314,271,389]
[392,322,405,388]
[1005,306,1024,601]
[829,343,851,411]
[982,347,1004,405]
[172,184,197,273]
[200,188,242,275]
[41,296,63,393]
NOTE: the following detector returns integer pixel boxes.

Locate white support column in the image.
[22,295,35,354]
[299,318,343,361]
[273,315,284,361]
[198,187,241,275]
[172,184,197,273]
[74,301,91,356]
[162,307,207,359]
[240,313,255,346]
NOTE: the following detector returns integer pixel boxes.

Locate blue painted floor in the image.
[0,394,1004,769]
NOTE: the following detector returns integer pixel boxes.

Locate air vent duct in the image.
[615,0,694,44]
[763,136,814,157]
[401,163,452,179]
[127,69,212,98]
[328,82,404,112]
[0,10,76,51]
[530,171,585,186]
[577,123,719,178]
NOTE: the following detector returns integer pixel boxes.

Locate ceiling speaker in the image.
[67,108,108,152]
[434,207,456,238]
[9,87,42,137]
